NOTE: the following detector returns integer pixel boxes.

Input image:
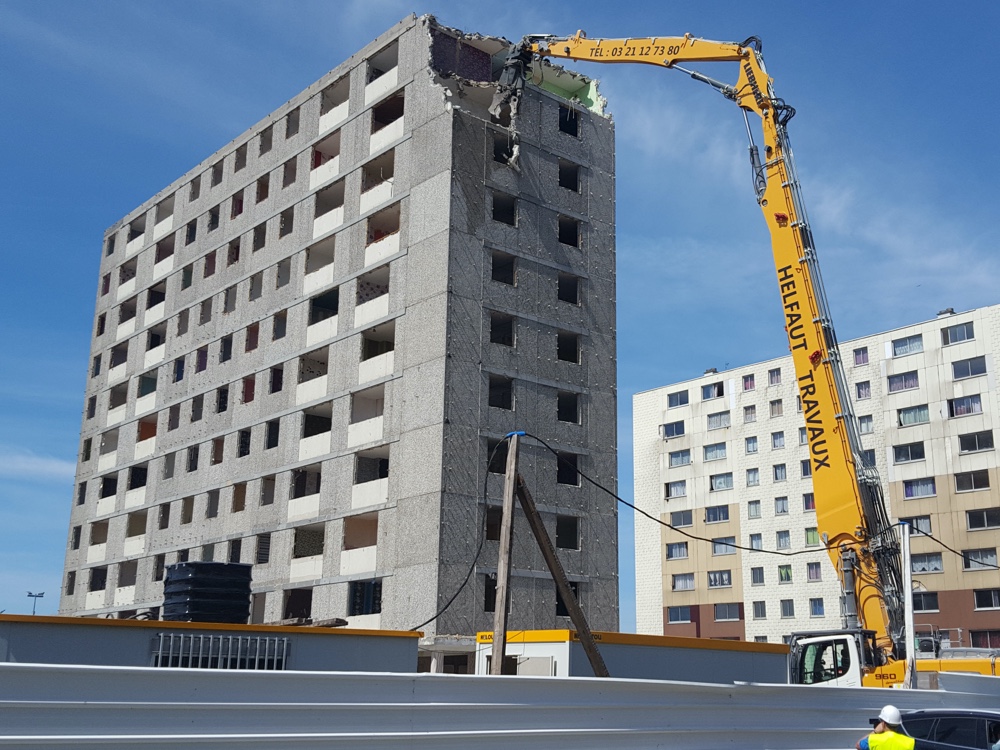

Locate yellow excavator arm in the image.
[491,32,907,670]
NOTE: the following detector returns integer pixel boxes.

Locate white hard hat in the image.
[879,705,902,725]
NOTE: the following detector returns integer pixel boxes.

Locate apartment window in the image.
[974,589,1000,610]
[556,331,581,363]
[746,468,760,487]
[709,473,733,492]
[557,392,580,423]
[88,567,108,593]
[670,509,692,527]
[662,420,684,438]
[888,371,919,393]
[963,548,997,570]
[753,601,767,620]
[707,411,730,430]
[774,496,789,514]
[949,394,983,418]
[773,464,787,482]
[210,161,223,186]
[853,347,869,366]
[807,562,822,581]
[744,405,756,423]
[903,477,935,498]
[745,436,758,454]
[713,536,736,555]
[558,104,579,136]
[242,376,256,404]
[207,205,221,232]
[489,312,514,346]
[198,298,212,326]
[809,598,825,617]
[491,192,517,225]
[667,606,691,624]
[285,107,300,138]
[892,334,923,357]
[668,449,690,467]
[742,374,755,391]
[205,490,220,519]
[272,310,288,341]
[491,251,515,285]
[195,346,208,373]
[216,386,229,413]
[960,430,994,454]
[668,390,688,408]
[780,600,795,618]
[705,504,730,523]
[911,591,937,612]
[186,445,199,473]
[898,404,929,426]
[666,542,688,560]
[237,430,251,458]
[901,515,932,535]
[268,366,283,394]
[893,442,925,463]
[707,570,732,588]
[956,469,990,492]
[252,224,266,253]
[715,603,740,622]
[967,508,1000,530]
[942,321,974,345]
[255,533,271,564]
[749,533,762,550]
[230,189,244,219]
[702,382,724,400]
[555,516,579,550]
[771,431,785,450]
[231,483,246,513]
[748,500,761,518]
[281,157,298,189]
[265,419,280,449]
[798,427,808,446]
[801,459,812,478]
[858,415,874,434]
[260,476,275,506]
[77,481,87,505]
[556,452,579,485]
[768,368,781,386]
[665,480,686,499]
[769,399,783,418]
[911,552,943,573]
[805,527,820,546]
[865,450,879,467]
[703,442,726,462]
[953,355,987,380]
[778,565,792,583]
[776,530,791,549]
[855,381,871,400]
[557,215,581,247]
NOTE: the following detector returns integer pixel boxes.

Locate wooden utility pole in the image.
[516,475,609,678]
[489,433,519,675]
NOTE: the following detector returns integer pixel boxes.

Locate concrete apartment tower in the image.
[61,16,619,643]
[634,306,1000,647]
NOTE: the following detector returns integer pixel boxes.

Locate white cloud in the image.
[0,449,75,482]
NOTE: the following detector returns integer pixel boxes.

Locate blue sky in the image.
[1,2,998,629]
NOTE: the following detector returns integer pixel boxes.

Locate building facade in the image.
[62,16,619,637]
[635,306,1000,647]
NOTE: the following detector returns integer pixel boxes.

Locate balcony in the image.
[318,78,349,135]
[296,376,328,405]
[347,416,383,448]
[312,206,343,238]
[115,277,136,302]
[359,180,393,215]
[365,67,398,105]
[143,344,166,369]
[124,487,146,509]
[134,437,156,461]
[115,318,136,341]
[86,543,107,564]
[97,451,117,472]
[364,233,399,268]
[143,301,166,326]
[152,215,173,241]
[298,432,331,462]
[306,315,338,347]
[369,117,403,155]
[113,585,137,608]
[84,590,107,611]
[122,535,146,557]
[340,545,377,576]
[345,613,381,630]
[124,234,145,256]
[134,392,156,416]
[351,477,388,510]
[287,494,320,523]
[106,404,127,426]
[152,255,174,280]
[95,496,115,516]
[107,362,128,386]
[358,351,394,385]
[354,295,389,328]
[309,154,341,190]
[303,264,334,296]
[289,554,323,582]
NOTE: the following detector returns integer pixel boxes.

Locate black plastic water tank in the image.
[162,562,252,624]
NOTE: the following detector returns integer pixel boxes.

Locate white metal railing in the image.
[151,633,288,670]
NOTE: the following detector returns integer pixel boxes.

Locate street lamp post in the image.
[27,591,44,616]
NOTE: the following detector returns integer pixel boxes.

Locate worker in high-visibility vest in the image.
[856,705,914,750]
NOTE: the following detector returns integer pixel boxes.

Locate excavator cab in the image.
[789,630,881,687]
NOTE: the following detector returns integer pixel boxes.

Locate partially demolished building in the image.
[62,15,619,643]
